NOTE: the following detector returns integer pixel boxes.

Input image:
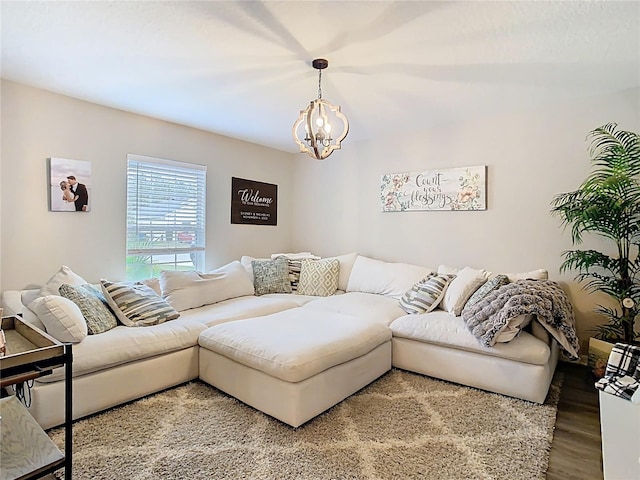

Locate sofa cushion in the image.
[323,252,358,291]
[303,292,406,326]
[37,318,208,383]
[399,274,455,314]
[438,266,489,316]
[39,265,87,297]
[160,261,255,311]
[505,269,549,282]
[390,311,550,365]
[58,283,118,334]
[178,295,300,327]
[139,277,162,296]
[101,279,180,327]
[346,255,432,299]
[198,309,392,383]
[297,258,340,297]
[28,295,88,343]
[252,257,292,295]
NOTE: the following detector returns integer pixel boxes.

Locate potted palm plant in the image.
[551,123,640,376]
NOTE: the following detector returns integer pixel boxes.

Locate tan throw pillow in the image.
[297,258,340,297]
[439,266,489,316]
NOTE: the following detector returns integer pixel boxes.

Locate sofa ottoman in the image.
[198,308,392,427]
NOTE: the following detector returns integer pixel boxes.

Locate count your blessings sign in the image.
[231,177,277,225]
[381,165,486,212]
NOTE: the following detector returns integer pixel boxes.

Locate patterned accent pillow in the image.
[297,258,340,297]
[287,258,303,292]
[464,274,510,310]
[399,274,456,314]
[100,279,180,327]
[252,257,292,296]
[59,283,118,334]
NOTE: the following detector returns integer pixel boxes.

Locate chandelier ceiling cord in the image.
[292,58,349,160]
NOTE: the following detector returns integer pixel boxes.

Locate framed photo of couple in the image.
[48,157,92,212]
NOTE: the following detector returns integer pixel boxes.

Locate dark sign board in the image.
[231,177,278,226]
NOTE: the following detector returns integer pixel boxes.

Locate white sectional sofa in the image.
[0,253,577,429]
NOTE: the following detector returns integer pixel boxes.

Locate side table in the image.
[0,316,72,480]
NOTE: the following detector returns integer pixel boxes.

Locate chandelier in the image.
[292,58,349,160]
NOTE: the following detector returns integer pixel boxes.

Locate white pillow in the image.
[439,266,489,316]
[240,255,269,281]
[28,295,88,343]
[505,269,548,282]
[160,261,255,311]
[38,265,87,297]
[346,255,433,299]
[493,314,534,343]
[323,252,358,291]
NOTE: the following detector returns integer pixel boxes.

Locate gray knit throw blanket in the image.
[461,279,580,360]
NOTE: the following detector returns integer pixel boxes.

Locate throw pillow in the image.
[271,253,320,292]
[160,261,255,311]
[252,257,292,296]
[28,295,88,343]
[399,274,455,314]
[297,258,340,296]
[58,283,118,334]
[101,279,180,327]
[493,313,534,343]
[464,274,510,310]
[39,265,87,297]
[439,266,489,316]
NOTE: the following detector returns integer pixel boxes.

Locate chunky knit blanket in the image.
[461,279,580,360]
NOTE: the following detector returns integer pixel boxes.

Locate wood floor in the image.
[547,361,603,480]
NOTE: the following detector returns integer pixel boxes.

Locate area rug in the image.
[50,369,562,480]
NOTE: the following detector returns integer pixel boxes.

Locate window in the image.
[126,154,206,280]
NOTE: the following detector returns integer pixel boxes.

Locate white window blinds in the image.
[126,154,206,280]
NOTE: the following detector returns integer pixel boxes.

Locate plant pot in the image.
[588,337,615,379]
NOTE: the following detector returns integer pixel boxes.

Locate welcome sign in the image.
[381,165,487,212]
[231,177,278,225]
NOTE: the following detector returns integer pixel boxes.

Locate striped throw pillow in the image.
[399,274,456,314]
[100,279,180,327]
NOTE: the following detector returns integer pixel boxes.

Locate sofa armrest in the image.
[1,290,26,316]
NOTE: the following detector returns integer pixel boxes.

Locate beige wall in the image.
[2,79,639,354]
[0,80,294,291]
[291,87,640,353]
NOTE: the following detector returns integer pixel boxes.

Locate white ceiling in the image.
[2,1,639,154]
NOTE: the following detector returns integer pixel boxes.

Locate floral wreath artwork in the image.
[380,166,486,212]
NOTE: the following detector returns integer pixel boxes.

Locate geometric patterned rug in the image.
[50,369,562,480]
